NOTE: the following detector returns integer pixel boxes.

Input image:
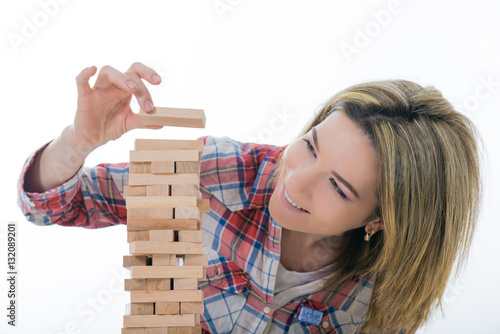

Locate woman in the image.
[18,63,482,333]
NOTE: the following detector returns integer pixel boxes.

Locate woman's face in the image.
[269,111,381,236]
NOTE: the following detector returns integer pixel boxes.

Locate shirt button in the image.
[264,306,270,313]
[322,321,329,328]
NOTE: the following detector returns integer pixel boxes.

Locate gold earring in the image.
[364,229,375,241]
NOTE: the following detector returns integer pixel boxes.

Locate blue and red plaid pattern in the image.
[17,136,374,333]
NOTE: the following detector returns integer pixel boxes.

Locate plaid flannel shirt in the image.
[17,135,375,333]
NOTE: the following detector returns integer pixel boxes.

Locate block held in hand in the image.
[140,107,206,128]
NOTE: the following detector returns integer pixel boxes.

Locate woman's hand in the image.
[73,62,163,150]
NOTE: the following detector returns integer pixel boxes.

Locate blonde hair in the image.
[276,80,483,333]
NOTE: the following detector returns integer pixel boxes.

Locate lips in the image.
[280,182,309,214]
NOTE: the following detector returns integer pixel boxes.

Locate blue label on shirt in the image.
[298,306,323,326]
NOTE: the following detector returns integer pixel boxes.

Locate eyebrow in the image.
[312,127,360,199]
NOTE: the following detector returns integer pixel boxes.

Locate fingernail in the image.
[152,74,161,83]
[126,80,137,89]
[144,100,154,111]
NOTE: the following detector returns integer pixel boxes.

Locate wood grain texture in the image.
[174,278,199,290]
[126,196,198,209]
[130,241,203,255]
[135,139,204,152]
[127,219,198,231]
[130,266,205,279]
[151,161,175,174]
[139,107,206,129]
[123,313,198,327]
[130,150,199,163]
[130,290,203,303]
[129,173,199,186]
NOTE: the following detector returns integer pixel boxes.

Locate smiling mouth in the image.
[284,189,309,213]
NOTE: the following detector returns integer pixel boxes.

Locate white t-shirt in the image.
[262,261,337,333]
[274,261,336,294]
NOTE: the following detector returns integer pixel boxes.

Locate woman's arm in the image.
[18,62,164,227]
[24,124,92,193]
[25,63,163,193]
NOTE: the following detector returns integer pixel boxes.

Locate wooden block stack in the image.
[122,108,208,334]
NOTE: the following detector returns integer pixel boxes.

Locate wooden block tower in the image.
[122,107,208,334]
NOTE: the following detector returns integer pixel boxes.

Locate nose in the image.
[287,164,317,198]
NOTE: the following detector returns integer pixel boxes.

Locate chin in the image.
[269,194,305,232]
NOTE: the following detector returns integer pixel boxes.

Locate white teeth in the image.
[285,189,306,212]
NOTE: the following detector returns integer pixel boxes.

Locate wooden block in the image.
[174,278,199,290]
[130,150,199,163]
[135,139,204,152]
[130,241,203,255]
[122,328,145,334]
[175,161,200,174]
[149,230,175,242]
[130,290,203,303]
[130,266,205,279]
[184,254,208,266]
[197,199,210,213]
[171,185,201,198]
[149,208,174,219]
[124,186,147,197]
[146,185,170,196]
[147,278,171,291]
[123,279,171,291]
[152,254,177,266]
[129,173,199,186]
[127,219,198,231]
[144,328,168,334]
[178,231,202,243]
[128,208,150,219]
[124,255,148,268]
[139,107,206,129]
[175,207,201,221]
[123,314,198,327]
[130,162,152,173]
[167,326,202,334]
[128,231,151,243]
[155,302,180,315]
[181,302,204,315]
[126,303,155,315]
[151,161,175,173]
[126,196,197,209]
[125,279,148,291]
[143,328,167,334]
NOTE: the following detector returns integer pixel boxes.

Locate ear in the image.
[364,216,384,234]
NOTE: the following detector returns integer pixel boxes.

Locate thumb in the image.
[127,111,164,131]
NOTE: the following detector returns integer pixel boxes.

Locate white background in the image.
[1,0,499,333]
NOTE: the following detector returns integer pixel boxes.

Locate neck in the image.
[282,227,346,250]
[280,227,348,272]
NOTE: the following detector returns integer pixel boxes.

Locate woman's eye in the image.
[331,178,347,199]
[303,138,317,158]
[303,137,348,200]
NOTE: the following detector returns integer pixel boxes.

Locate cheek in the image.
[310,197,356,234]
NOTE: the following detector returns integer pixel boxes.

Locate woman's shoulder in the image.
[198,135,282,164]
[198,135,285,211]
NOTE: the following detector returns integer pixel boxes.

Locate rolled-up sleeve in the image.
[17,141,129,229]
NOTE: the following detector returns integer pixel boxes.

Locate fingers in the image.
[94,63,163,112]
[126,62,163,112]
[128,62,162,85]
[75,66,97,95]
[124,70,156,112]
[94,65,138,93]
